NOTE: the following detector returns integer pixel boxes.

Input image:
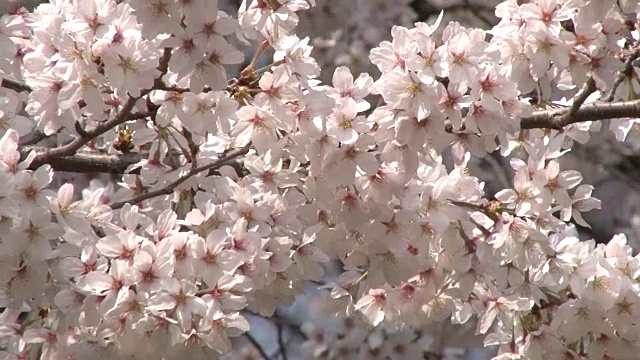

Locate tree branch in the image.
[109,145,251,209]
[22,146,244,175]
[520,99,640,129]
[28,95,145,169]
[1,78,31,93]
[16,98,640,175]
[13,95,640,175]
[533,77,598,130]
[566,77,596,118]
[23,148,143,173]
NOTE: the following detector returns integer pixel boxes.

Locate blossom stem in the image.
[347,270,369,291]
[252,59,286,75]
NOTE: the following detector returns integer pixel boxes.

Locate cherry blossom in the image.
[0,0,639,359]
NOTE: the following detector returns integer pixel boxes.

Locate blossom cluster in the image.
[0,0,638,359]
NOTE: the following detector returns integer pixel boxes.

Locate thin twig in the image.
[244,332,270,360]
[469,216,492,237]
[566,77,596,118]
[109,145,251,209]
[604,41,640,102]
[448,199,487,213]
[448,199,501,222]
[272,310,308,341]
[276,322,288,360]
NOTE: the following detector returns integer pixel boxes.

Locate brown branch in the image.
[533,77,598,130]
[18,111,150,148]
[154,84,192,93]
[520,99,640,130]
[566,77,596,117]
[109,145,251,210]
[23,148,143,173]
[20,147,243,175]
[29,95,145,169]
[1,78,31,93]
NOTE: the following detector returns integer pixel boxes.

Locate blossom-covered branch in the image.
[16,94,640,175]
[109,144,251,209]
[28,48,172,169]
[28,95,145,169]
[10,95,640,176]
